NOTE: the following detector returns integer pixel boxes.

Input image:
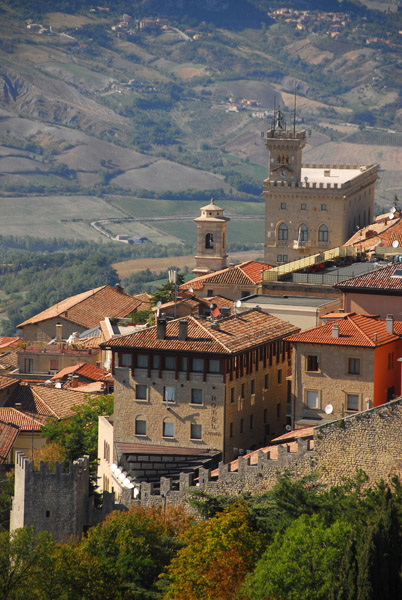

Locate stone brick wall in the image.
[130,398,402,509]
[10,452,90,542]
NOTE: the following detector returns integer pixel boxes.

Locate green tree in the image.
[243,513,352,600]
[151,272,185,305]
[162,501,264,600]
[41,394,113,464]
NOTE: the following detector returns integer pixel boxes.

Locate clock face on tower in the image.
[279,168,288,179]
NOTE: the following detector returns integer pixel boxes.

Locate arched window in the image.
[277,223,288,241]
[205,233,214,249]
[318,224,329,242]
[135,415,146,436]
[298,224,308,242]
[277,154,281,163]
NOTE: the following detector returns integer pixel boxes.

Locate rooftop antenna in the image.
[293,82,297,138]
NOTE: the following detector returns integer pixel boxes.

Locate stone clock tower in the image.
[193,198,229,276]
[262,108,377,266]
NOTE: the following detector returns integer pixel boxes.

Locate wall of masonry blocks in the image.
[126,398,402,509]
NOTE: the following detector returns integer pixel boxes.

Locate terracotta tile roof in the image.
[285,312,402,347]
[0,407,45,430]
[51,362,112,382]
[0,375,19,392]
[6,384,93,420]
[344,212,402,250]
[0,350,19,371]
[0,337,21,350]
[18,286,144,330]
[335,264,402,292]
[104,309,299,355]
[180,261,272,291]
[0,420,19,463]
[271,426,315,443]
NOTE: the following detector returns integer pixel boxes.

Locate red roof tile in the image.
[335,264,402,292]
[0,337,21,350]
[285,312,402,347]
[271,427,315,442]
[180,261,272,291]
[0,420,19,463]
[104,309,299,355]
[6,384,94,420]
[0,375,19,392]
[18,286,144,330]
[51,362,112,382]
[344,212,402,250]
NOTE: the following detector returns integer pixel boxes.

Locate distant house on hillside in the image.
[17,285,151,343]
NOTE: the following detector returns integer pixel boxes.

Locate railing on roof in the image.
[262,246,358,282]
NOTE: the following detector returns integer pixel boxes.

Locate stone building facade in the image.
[263,109,378,265]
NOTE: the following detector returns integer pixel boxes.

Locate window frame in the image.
[136,384,147,400]
[190,423,202,440]
[347,393,359,411]
[135,416,147,436]
[306,390,319,409]
[191,388,203,405]
[306,355,320,372]
[163,420,174,438]
[278,222,288,241]
[163,386,175,404]
[348,357,360,375]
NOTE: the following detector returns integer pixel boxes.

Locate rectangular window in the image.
[264,408,268,423]
[164,386,175,403]
[307,355,319,372]
[240,418,244,433]
[277,403,281,418]
[190,424,202,440]
[251,379,255,394]
[347,394,359,411]
[264,374,269,389]
[207,289,214,297]
[230,388,235,403]
[301,203,307,210]
[348,358,360,375]
[121,353,132,368]
[152,355,160,369]
[278,369,282,384]
[230,422,233,438]
[321,203,327,211]
[136,385,147,400]
[135,419,147,435]
[191,389,203,404]
[209,359,221,373]
[164,356,176,370]
[283,255,288,262]
[241,383,245,398]
[137,354,148,368]
[163,421,174,437]
[192,358,204,372]
[241,290,250,298]
[181,356,188,371]
[49,359,59,371]
[307,390,319,409]
[281,202,286,209]
[277,254,283,263]
[24,358,33,373]
[249,414,254,430]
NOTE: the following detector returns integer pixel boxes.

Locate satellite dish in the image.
[156,301,162,308]
[188,287,194,293]
[285,424,292,432]
[55,382,62,389]
[324,404,334,415]
[235,300,242,308]
[392,240,399,248]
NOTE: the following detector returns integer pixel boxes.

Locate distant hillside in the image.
[0,0,401,229]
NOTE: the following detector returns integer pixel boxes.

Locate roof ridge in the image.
[188,316,232,353]
[345,314,376,346]
[31,387,59,418]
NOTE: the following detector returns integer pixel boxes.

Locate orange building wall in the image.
[344,292,402,321]
[373,340,402,406]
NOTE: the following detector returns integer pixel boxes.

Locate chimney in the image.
[71,374,79,388]
[157,318,167,340]
[332,323,339,338]
[115,283,124,293]
[56,323,63,343]
[179,320,187,341]
[386,314,394,334]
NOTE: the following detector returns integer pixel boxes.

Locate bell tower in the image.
[193,198,230,276]
[264,108,306,184]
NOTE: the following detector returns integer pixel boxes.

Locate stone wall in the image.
[129,398,402,509]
